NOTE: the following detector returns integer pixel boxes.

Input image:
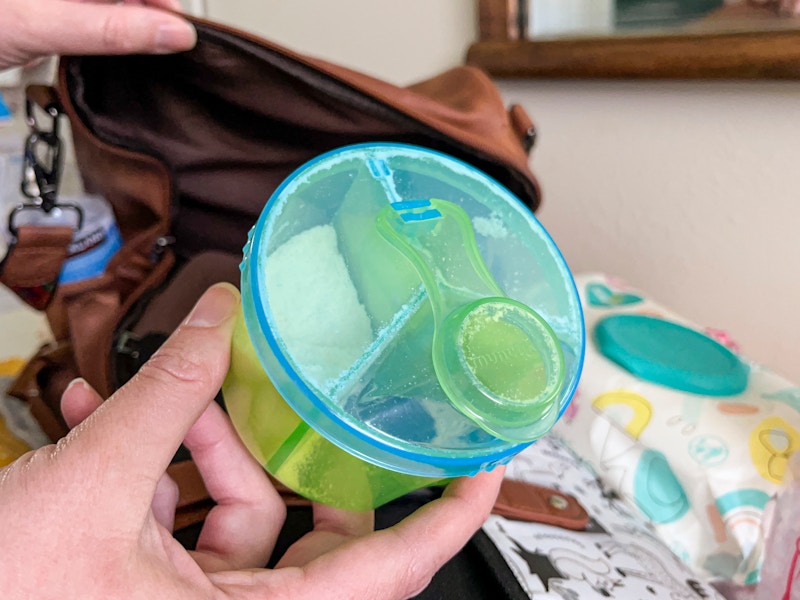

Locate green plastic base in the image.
[223,310,444,510]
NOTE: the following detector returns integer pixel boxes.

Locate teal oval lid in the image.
[594,315,748,396]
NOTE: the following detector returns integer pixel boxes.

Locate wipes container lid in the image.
[242,143,584,477]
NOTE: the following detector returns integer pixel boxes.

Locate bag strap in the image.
[0,225,73,310]
[7,340,75,441]
[492,479,589,530]
[171,462,591,531]
[0,85,74,310]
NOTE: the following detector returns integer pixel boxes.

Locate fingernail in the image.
[185,283,240,328]
[155,20,197,53]
[65,377,89,393]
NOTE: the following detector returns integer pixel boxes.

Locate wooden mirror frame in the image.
[468,0,800,79]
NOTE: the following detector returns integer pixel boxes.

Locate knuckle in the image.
[136,345,215,392]
[387,530,434,598]
[0,444,97,497]
[99,14,138,54]
[400,561,432,599]
[0,448,38,488]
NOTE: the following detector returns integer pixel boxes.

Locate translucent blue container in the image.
[223,143,584,510]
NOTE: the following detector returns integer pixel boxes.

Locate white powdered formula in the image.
[264,224,374,389]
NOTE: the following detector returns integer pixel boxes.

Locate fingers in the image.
[780,0,800,15]
[275,504,374,568]
[60,283,239,515]
[11,0,196,62]
[186,402,286,572]
[751,0,800,13]
[151,473,180,532]
[75,0,184,10]
[60,376,181,531]
[128,0,184,10]
[60,378,103,429]
[306,469,504,599]
[228,468,505,600]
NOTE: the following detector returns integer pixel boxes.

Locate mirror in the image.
[469,0,800,78]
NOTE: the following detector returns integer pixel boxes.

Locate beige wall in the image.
[208,2,800,381]
[500,80,800,382]
[205,0,477,85]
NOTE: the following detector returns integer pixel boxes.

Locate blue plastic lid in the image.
[594,315,749,396]
[243,143,585,477]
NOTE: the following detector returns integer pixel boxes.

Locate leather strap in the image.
[0,225,73,310]
[173,474,591,531]
[26,84,63,114]
[491,479,590,530]
[169,466,590,533]
[7,340,75,441]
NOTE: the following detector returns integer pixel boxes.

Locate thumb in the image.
[15,2,196,59]
[57,283,240,514]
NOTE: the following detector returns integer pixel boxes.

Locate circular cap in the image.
[434,297,565,442]
[594,315,748,396]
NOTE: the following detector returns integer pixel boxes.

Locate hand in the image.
[0,283,504,599]
[0,0,196,71]
[748,0,800,16]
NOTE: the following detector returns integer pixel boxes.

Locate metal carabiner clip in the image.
[7,202,84,241]
[21,98,63,208]
[7,100,83,241]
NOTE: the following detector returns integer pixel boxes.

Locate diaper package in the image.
[555,273,800,584]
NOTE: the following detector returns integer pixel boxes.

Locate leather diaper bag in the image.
[1,16,542,529]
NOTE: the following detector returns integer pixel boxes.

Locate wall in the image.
[207,2,799,382]
[500,80,800,381]
[205,0,477,85]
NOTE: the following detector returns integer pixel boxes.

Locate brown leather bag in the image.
[2,17,540,527]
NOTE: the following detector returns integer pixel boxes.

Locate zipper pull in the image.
[150,235,175,263]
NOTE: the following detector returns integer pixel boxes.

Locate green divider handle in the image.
[375,199,565,443]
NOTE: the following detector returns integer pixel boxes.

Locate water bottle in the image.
[3,193,121,284]
[58,194,122,284]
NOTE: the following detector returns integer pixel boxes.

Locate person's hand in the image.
[0,0,197,71]
[0,283,504,599]
[748,0,800,16]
